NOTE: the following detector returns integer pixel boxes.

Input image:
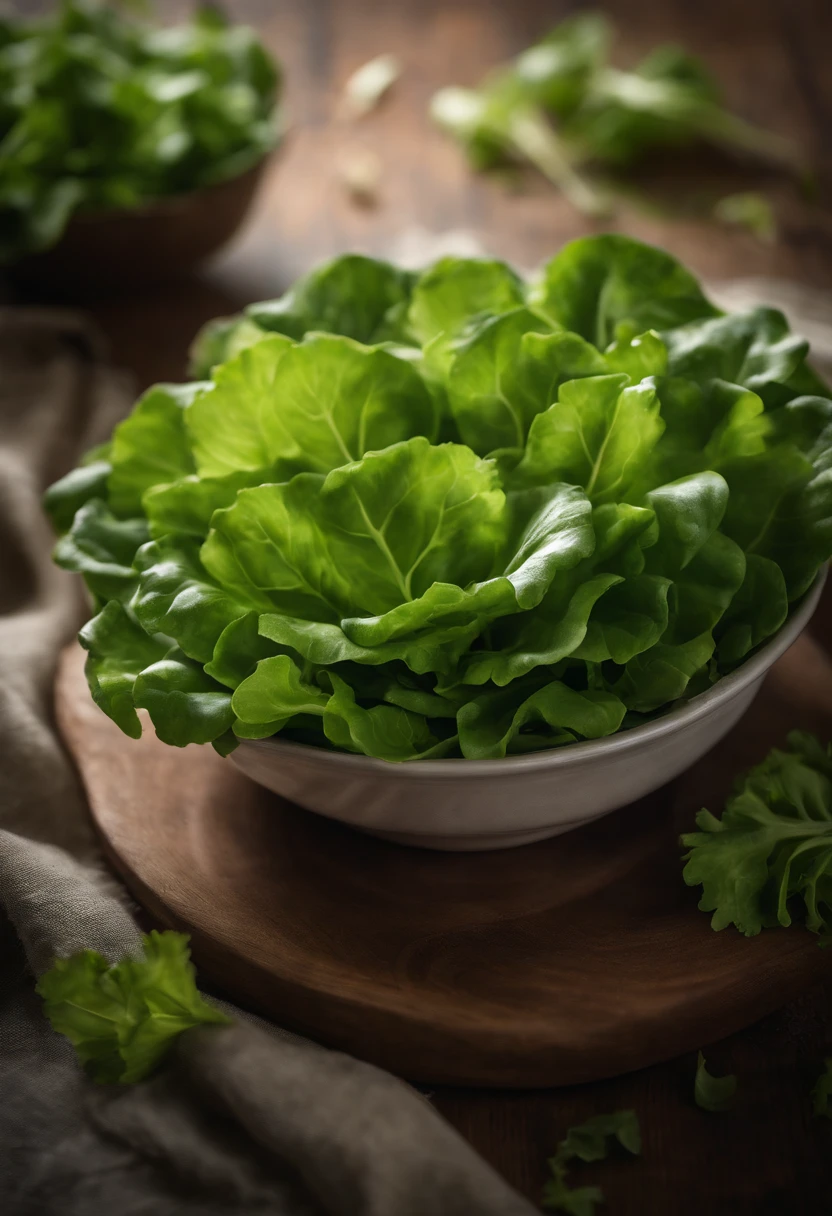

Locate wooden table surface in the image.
[13,0,832,1210]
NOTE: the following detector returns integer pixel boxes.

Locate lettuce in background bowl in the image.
[45,235,832,795]
[0,0,282,280]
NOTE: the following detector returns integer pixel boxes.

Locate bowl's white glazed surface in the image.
[231,572,826,851]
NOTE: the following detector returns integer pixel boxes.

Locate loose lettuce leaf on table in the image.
[37,930,230,1085]
[694,1052,737,1112]
[566,44,796,172]
[813,1060,832,1117]
[542,1108,641,1215]
[682,732,832,937]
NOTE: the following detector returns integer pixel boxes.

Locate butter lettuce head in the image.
[46,236,832,762]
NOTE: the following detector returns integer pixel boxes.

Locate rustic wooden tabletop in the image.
[12,0,832,1210]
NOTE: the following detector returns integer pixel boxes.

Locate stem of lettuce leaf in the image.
[507,108,611,217]
[697,107,805,176]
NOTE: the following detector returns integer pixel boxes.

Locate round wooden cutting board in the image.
[56,637,832,1088]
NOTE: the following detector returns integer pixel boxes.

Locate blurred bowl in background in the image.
[9,157,270,294]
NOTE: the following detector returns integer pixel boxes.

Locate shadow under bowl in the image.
[230,571,827,852]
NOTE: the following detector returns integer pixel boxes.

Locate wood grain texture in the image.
[16,0,832,1206]
[57,637,832,1092]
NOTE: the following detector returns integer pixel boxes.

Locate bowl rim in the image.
[238,566,827,778]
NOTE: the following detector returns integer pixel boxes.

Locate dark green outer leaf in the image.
[529,233,718,350]
[247,254,415,345]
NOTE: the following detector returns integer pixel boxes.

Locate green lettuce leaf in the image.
[457,678,626,759]
[813,1060,832,1117]
[408,256,525,371]
[231,654,329,739]
[542,1109,641,1215]
[143,468,268,539]
[43,460,112,534]
[184,336,294,478]
[514,373,663,502]
[323,673,456,760]
[573,574,671,664]
[186,333,437,480]
[694,1052,737,1112]
[722,396,832,598]
[53,499,149,603]
[613,631,716,713]
[603,326,668,380]
[682,731,832,937]
[189,314,270,379]
[108,383,201,517]
[464,501,656,685]
[663,307,810,397]
[131,537,250,663]
[205,611,283,690]
[205,438,506,621]
[37,930,231,1085]
[246,254,416,345]
[79,600,170,739]
[340,477,594,647]
[132,652,235,747]
[715,553,788,669]
[258,612,480,678]
[447,310,607,455]
[529,234,718,349]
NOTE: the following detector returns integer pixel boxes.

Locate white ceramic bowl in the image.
[231,572,826,851]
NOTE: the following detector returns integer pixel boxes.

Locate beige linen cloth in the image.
[0,310,536,1216]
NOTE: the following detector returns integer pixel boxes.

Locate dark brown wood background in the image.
[12,0,832,1210]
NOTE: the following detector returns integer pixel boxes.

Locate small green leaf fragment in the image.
[694,1051,737,1111]
[812,1059,832,1117]
[542,1110,641,1214]
[713,193,776,245]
